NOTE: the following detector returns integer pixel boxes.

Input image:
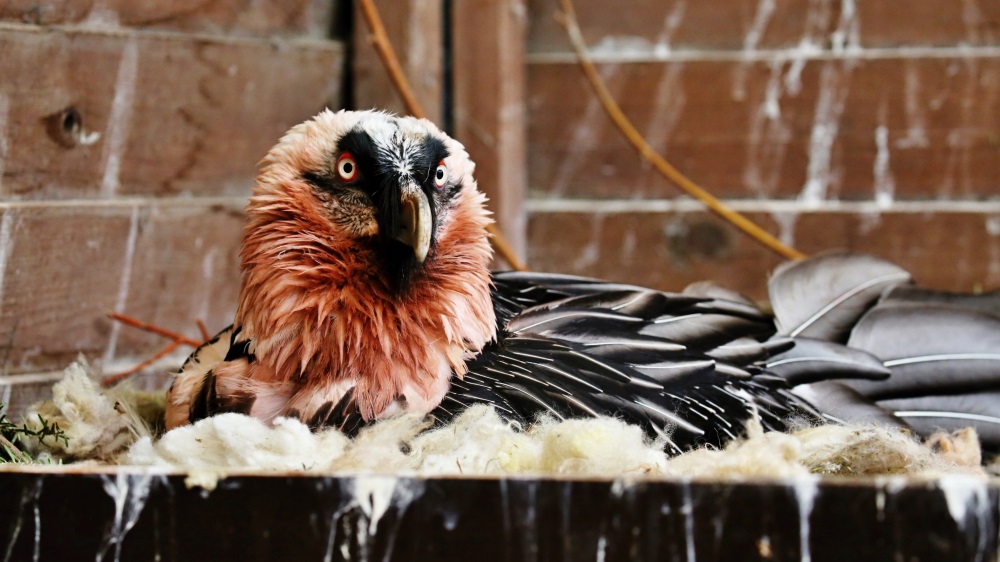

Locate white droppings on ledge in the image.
[937,474,989,529]
[353,476,409,535]
[793,475,820,562]
[681,479,696,562]
[97,472,156,562]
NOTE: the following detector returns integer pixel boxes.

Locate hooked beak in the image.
[393,189,432,263]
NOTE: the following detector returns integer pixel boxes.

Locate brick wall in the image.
[523,0,1000,297]
[0,1,345,409]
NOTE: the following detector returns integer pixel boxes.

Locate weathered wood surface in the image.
[352,0,444,123]
[0,472,996,562]
[453,0,529,260]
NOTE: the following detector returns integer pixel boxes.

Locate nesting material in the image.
[21,361,162,461]
[19,362,989,480]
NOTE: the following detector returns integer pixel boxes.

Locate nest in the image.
[8,360,992,489]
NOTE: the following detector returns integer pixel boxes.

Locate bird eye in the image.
[434,160,447,189]
[337,152,358,182]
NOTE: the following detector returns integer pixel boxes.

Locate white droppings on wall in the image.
[655,0,688,57]
[197,245,220,325]
[572,213,605,272]
[744,59,793,197]
[744,0,776,52]
[985,216,1000,236]
[103,207,141,366]
[830,0,861,55]
[621,226,637,262]
[770,211,799,249]
[0,210,17,333]
[640,62,686,194]
[873,120,896,208]
[0,93,9,197]
[960,0,986,44]
[896,61,930,149]
[940,57,999,198]
[100,37,139,198]
[551,65,621,196]
[799,61,853,205]
[589,36,662,58]
[986,216,1000,280]
[83,4,121,28]
[732,0,776,101]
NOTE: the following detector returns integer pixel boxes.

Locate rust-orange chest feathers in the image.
[165,110,495,429]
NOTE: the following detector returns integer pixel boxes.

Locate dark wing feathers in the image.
[769,254,1000,448]
[463,261,1000,454]
[431,271,828,454]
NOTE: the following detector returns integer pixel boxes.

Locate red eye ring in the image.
[337,152,358,182]
[434,160,447,189]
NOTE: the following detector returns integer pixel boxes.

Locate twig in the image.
[101,339,185,387]
[356,0,529,271]
[196,319,211,342]
[106,312,202,348]
[0,432,23,461]
[556,0,807,262]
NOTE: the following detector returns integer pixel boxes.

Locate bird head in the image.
[233,109,497,420]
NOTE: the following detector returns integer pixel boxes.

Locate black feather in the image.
[770,251,911,342]
[765,338,891,385]
[845,302,1000,399]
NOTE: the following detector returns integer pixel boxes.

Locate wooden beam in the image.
[353,0,444,123]
[452,0,528,263]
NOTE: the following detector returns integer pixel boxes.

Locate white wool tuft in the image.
[127,414,350,471]
[22,360,155,461]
